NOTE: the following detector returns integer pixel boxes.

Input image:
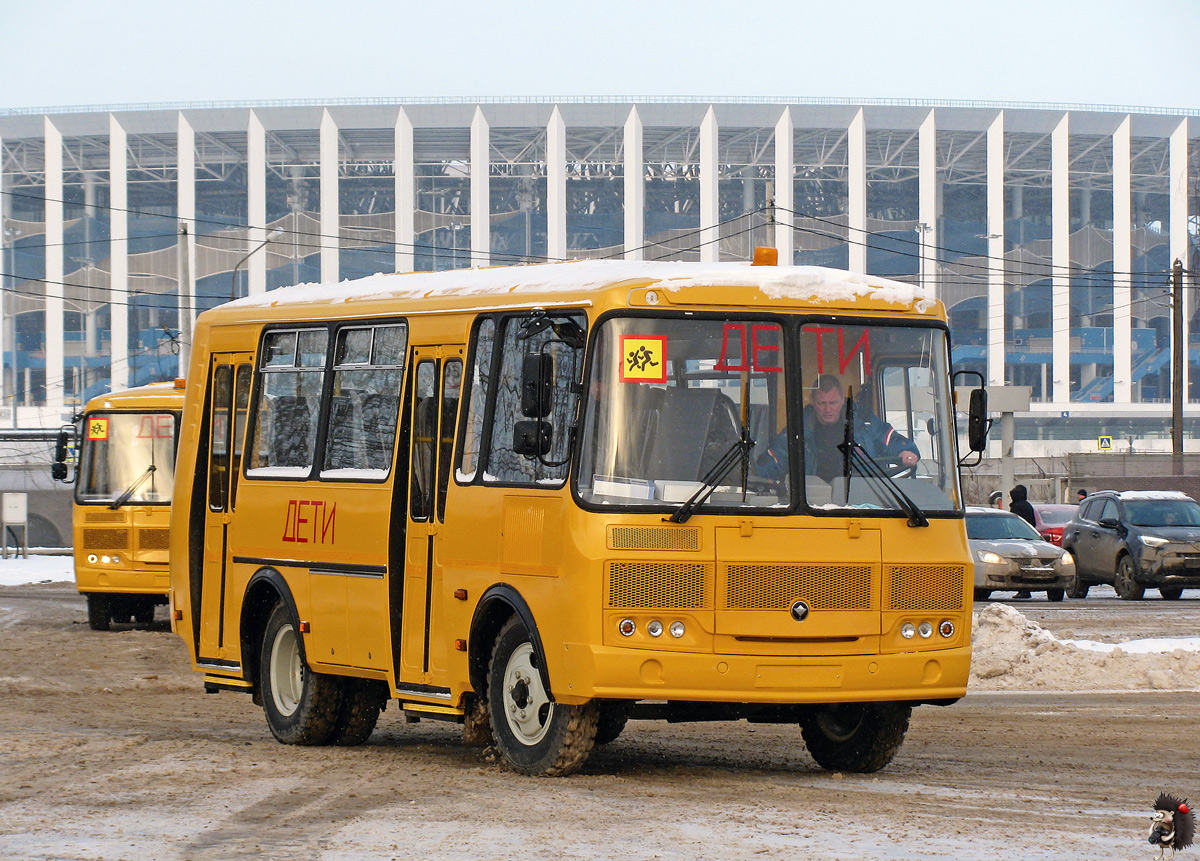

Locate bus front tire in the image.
[328,678,384,747]
[800,702,911,773]
[86,594,110,631]
[133,598,155,625]
[259,603,342,746]
[486,616,597,776]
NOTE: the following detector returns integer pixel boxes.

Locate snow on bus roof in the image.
[227,260,934,313]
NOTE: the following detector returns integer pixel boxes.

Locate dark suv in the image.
[1062,490,1200,600]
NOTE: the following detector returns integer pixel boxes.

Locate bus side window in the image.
[410,361,438,521]
[247,328,328,476]
[457,317,497,483]
[208,365,232,510]
[436,359,462,521]
[484,313,584,486]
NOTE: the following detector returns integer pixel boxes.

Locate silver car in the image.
[967,506,1075,601]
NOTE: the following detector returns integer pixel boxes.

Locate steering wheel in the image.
[864,457,916,480]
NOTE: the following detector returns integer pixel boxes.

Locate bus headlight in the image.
[87,554,97,564]
[918,621,934,639]
[669,621,685,638]
[647,620,663,637]
[901,622,916,639]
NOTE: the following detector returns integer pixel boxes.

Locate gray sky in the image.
[4,0,1197,111]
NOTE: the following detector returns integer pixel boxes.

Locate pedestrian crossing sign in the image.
[1097,435,1112,450]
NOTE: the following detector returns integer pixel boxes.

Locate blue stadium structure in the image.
[0,97,1197,449]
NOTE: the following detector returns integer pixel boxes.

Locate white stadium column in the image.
[395,108,414,273]
[699,106,718,263]
[547,106,566,260]
[1052,113,1072,404]
[320,109,339,284]
[177,112,196,369]
[623,106,644,261]
[773,107,793,264]
[848,108,866,274]
[986,111,1005,388]
[1112,115,1132,403]
[470,107,490,268]
[918,109,938,297]
[109,115,129,391]
[44,117,64,411]
[1170,118,1190,399]
[247,111,267,296]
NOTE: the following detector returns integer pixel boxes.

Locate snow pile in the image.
[969,602,1200,692]
[0,555,73,586]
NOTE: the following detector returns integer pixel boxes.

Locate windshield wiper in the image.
[667,428,756,524]
[109,464,156,510]
[841,445,928,528]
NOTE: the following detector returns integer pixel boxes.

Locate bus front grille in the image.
[138,528,171,551]
[608,526,700,552]
[887,565,965,611]
[84,510,125,523]
[82,528,129,550]
[724,564,872,610]
[606,561,710,609]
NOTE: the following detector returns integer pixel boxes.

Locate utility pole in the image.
[1172,257,1184,459]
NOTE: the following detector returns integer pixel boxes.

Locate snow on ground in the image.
[3,554,1199,691]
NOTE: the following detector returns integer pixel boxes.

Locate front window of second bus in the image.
[76,413,176,506]
[797,322,960,514]
[577,316,790,512]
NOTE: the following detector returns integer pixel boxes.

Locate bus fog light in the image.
[87,554,97,564]
[669,621,685,638]
[647,620,663,637]
[618,618,636,637]
[939,620,955,638]
[918,622,933,638]
[901,622,916,639]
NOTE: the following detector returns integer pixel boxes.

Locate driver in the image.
[757,374,919,483]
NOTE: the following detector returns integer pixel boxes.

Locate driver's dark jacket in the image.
[756,404,919,482]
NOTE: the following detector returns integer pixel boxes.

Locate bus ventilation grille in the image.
[82,528,129,550]
[138,528,171,551]
[609,526,700,551]
[724,564,872,610]
[84,510,125,523]
[888,565,965,611]
[606,561,709,609]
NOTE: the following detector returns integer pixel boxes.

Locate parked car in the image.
[1062,490,1200,600]
[966,506,1074,601]
[1031,503,1078,547]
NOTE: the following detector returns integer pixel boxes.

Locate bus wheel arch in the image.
[467,585,551,703]
[239,567,301,700]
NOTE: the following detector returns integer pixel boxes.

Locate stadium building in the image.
[1,97,1197,452]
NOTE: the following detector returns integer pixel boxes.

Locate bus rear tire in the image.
[329,678,385,747]
[487,616,598,776]
[800,702,911,773]
[259,602,342,746]
[86,594,110,631]
[595,701,631,745]
[133,598,155,625]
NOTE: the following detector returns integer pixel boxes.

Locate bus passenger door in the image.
[400,346,463,687]
[198,354,253,664]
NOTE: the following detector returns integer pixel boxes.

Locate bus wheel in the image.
[259,602,342,745]
[487,617,598,776]
[329,678,384,747]
[86,595,111,631]
[800,702,911,774]
[595,701,631,745]
[133,598,155,625]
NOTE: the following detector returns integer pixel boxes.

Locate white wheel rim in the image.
[502,642,553,745]
[269,624,303,717]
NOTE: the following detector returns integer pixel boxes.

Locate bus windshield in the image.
[577,316,960,515]
[76,412,177,505]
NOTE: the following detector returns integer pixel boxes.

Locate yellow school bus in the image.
[169,255,988,775]
[64,381,184,630]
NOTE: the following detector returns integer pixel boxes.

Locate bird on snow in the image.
[1150,792,1195,860]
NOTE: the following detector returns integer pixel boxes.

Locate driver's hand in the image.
[899,451,918,467]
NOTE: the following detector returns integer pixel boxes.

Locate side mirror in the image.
[520,354,553,418]
[967,388,988,452]
[512,420,552,457]
[1098,517,1122,531]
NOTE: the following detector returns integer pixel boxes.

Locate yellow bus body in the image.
[170,260,974,774]
[75,380,184,628]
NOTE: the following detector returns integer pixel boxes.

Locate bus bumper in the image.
[554,642,970,706]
